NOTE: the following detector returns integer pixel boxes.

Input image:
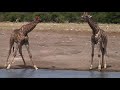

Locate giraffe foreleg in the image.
[90,43,95,70]
[102,48,106,69]
[25,41,38,70]
[97,42,101,70]
[103,38,108,69]
[98,59,101,70]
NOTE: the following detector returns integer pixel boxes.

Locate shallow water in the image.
[0,69,120,78]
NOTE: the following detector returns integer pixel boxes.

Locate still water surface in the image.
[0,69,120,78]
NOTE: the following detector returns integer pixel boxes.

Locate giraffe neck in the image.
[86,17,99,35]
[20,21,39,35]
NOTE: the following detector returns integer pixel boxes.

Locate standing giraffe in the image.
[81,12,108,70]
[5,16,41,70]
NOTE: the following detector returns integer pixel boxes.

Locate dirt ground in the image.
[1,29,120,72]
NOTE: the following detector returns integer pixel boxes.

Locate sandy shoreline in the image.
[0,28,120,72]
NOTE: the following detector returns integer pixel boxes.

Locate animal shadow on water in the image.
[0,66,4,69]
[14,65,39,69]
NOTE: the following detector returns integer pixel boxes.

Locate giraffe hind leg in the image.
[103,48,107,69]
[101,47,107,69]
[103,40,108,69]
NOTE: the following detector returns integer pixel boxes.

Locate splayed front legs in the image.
[6,41,38,70]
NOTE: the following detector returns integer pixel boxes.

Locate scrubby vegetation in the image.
[0,12,120,23]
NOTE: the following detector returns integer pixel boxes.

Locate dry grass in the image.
[0,22,120,33]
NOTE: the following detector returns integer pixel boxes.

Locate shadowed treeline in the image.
[0,12,120,23]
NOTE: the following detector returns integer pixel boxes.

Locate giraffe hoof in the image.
[34,65,38,70]
[4,62,9,67]
[89,65,93,70]
[89,67,92,70]
[6,64,11,69]
[98,65,101,70]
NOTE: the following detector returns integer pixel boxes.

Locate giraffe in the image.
[5,16,41,70]
[81,12,108,70]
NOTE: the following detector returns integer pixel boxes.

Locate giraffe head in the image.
[81,12,92,21]
[34,16,41,23]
